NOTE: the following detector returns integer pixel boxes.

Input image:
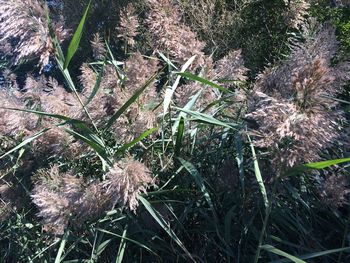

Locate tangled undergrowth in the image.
[0,0,350,262]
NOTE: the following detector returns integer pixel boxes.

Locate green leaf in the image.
[235,135,245,195]
[171,89,202,136]
[157,51,178,70]
[85,63,105,106]
[71,121,106,148]
[260,244,306,263]
[163,55,197,115]
[96,228,156,255]
[64,128,112,168]
[175,71,231,93]
[1,107,80,122]
[284,157,350,177]
[1,107,109,165]
[178,158,214,211]
[139,196,195,262]
[105,41,125,80]
[175,107,237,129]
[270,247,350,263]
[29,239,60,262]
[105,72,158,130]
[305,158,350,169]
[2,108,99,136]
[0,128,50,159]
[174,117,185,156]
[116,127,158,154]
[46,10,65,64]
[115,226,128,263]
[95,239,112,258]
[55,231,69,263]
[248,136,269,209]
[63,0,91,69]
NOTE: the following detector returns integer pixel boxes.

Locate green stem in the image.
[253,181,278,263]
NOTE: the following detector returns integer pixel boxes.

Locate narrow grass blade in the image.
[235,135,245,195]
[55,232,69,263]
[3,108,103,144]
[29,239,60,262]
[175,71,231,93]
[305,158,350,169]
[174,117,185,156]
[95,239,112,258]
[96,228,156,255]
[163,55,197,115]
[63,0,91,69]
[1,107,80,122]
[46,11,65,64]
[70,121,106,148]
[157,51,178,69]
[105,72,158,130]
[4,107,108,159]
[116,127,158,154]
[171,89,202,136]
[115,226,128,263]
[85,63,105,106]
[0,128,50,159]
[248,136,268,209]
[105,41,125,80]
[64,128,112,168]
[139,196,195,262]
[48,7,98,131]
[224,206,237,244]
[284,157,350,177]
[175,107,237,129]
[179,158,214,211]
[270,247,350,263]
[261,244,306,263]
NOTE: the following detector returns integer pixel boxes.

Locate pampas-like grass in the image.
[247,25,346,170]
[103,158,154,212]
[0,0,68,69]
[145,0,206,67]
[32,158,153,234]
[117,4,140,47]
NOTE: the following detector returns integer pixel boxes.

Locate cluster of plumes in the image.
[0,42,160,227]
[0,90,34,137]
[79,51,160,142]
[22,75,87,158]
[103,158,154,211]
[90,33,107,60]
[0,73,86,159]
[145,0,206,67]
[177,0,240,50]
[31,159,153,234]
[144,0,249,111]
[116,4,139,47]
[246,25,348,170]
[283,0,310,29]
[22,76,80,118]
[319,171,350,208]
[214,50,249,83]
[174,58,215,109]
[175,50,248,111]
[0,0,68,69]
[0,181,25,221]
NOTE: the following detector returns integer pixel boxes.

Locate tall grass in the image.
[0,0,350,262]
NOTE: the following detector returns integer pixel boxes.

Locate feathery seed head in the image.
[103,158,153,211]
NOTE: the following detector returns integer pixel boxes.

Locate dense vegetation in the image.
[0,0,349,262]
